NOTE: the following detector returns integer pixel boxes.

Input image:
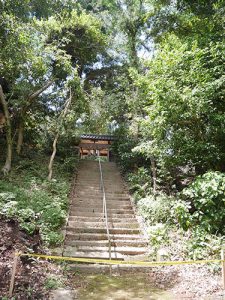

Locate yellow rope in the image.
[15,252,224,266]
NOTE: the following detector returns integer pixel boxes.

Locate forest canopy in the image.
[0,0,225,265]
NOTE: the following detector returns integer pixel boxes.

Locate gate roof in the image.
[80,134,115,141]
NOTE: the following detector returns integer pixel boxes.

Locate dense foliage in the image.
[0,0,225,259]
[0,152,77,244]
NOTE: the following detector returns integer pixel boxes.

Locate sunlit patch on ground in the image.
[77,274,174,300]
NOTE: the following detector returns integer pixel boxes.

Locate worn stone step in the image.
[68,264,151,274]
[63,160,148,265]
[76,177,122,181]
[65,227,141,234]
[70,203,132,209]
[71,199,131,204]
[74,195,130,200]
[67,221,139,229]
[69,208,133,214]
[75,191,127,195]
[65,233,145,241]
[74,185,126,191]
[64,245,147,255]
[69,212,136,218]
[63,249,125,260]
[64,239,147,247]
[71,199,131,205]
[77,177,121,180]
[72,198,130,205]
[76,189,128,193]
[68,216,137,223]
[76,193,130,197]
[75,189,126,194]
[75,193,130,199]
[76,181,124,184]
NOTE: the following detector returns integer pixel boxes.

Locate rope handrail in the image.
[97,152,112,263]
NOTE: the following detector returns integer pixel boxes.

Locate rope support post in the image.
[9,251,20,298]
[221,249,225,289]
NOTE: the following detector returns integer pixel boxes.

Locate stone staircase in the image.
[63,160,149,273]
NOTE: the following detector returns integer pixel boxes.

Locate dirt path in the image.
[61,265,225,300]
[77,274,173,300]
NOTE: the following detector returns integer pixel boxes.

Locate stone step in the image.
[68,264,150,274]
[75,190,126,195]
[64,245,147,255]
[73,199,131,205]
[74,195,130,200]
[71,199,131,205]
[69,208,133,214]
[63,249,147,259]
[67,221,139,229]
[75,178,122,182]
[64,239,147,247]
[75,184,125,189]
[65,227,141,234]
[76,176,122,180]
[69,212,136,218]
[76,185,124,190]
[65,233,145,241]
[75,188,126,193]
[74,194,130,199]
[70,203,132,209]
[63,160,148,267]
[77,176,121,179]
[75,193,130,198]
[63,249,125,260]
[68,216,137,223]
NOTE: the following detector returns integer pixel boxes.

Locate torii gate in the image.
[79,134,115,161]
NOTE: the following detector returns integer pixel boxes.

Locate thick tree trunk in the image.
[0,85,12,174]
[16,121,24,155]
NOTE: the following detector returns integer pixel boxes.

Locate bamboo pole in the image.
[221,249,225,289]
[9,252,19,297]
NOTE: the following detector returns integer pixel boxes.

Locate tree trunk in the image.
[48,133,59,180]
[150,156,157,195]
[0,85,12,174]
[130,37,139,69]
[48,89,72,180]
[16,121,24,155]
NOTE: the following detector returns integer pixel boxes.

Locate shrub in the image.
[182,171,225,234]
[127,167,152,200]
[185,226,225,260]
[171,199,192,230]
[137,193,175,225]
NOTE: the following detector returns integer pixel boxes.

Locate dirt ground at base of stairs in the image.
[1,217,225,300]
[0,218,62,299]
[69,265,225,300]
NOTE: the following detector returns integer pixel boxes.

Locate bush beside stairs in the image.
[63,160,149,273]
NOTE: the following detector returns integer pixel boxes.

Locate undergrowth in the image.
[0,151,78,245]
[127,168,225,262]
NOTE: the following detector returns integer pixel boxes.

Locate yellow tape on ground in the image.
[15,252,224,267]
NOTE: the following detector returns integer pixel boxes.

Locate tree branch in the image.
[28,80,54,101]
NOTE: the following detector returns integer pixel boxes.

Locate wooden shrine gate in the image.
[79,134,115,161]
